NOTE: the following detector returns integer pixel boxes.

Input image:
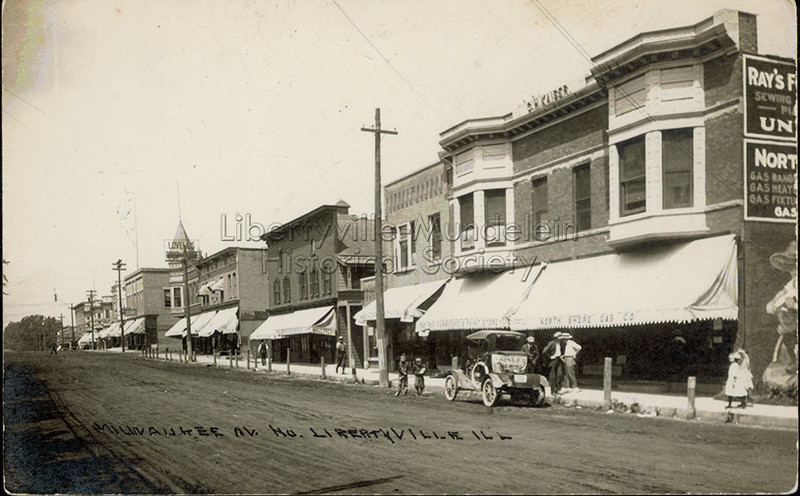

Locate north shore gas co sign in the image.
[743,55,796,141]
[744,140,797,222]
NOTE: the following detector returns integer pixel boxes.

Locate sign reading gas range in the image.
[744,140,797,222]
[743,55,796,141]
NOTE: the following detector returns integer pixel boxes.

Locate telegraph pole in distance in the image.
[113,259,127,352]
[86,290,97,350]
[59,314,65,349]
[70,303,75,350]
[361,108,397,388]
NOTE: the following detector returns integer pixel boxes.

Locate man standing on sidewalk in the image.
[559,332,582,391]
[543,332,562,394]
[395,353,410,396]
[258,340,269,366]
[335,336,346,374]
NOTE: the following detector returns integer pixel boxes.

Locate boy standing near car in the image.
[412,357,427,396]
[395,353,410,396]
[521,336,539,373]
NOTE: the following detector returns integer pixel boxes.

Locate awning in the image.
[250,306,336,340]
[197,281,214,297]
[98,322,120,339]
[199,307,238,336]
[78,332,95,344]
[509,234,739,330]
[164,314,201,338]
[125,318,146,335]
[210,278,226,292]
[415,268,543,336]
[191,311,218,336]
[354,279,448,326]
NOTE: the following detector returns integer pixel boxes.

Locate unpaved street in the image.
[4,352,797,494]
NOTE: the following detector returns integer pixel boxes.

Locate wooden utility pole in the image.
[70,304,75,350]
[59,314,65,349]
[361,108,397,388]
[86,290,97,349]
[113,259,127,352]
[182,244,194,361]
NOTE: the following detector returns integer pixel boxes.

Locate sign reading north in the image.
[743,55,796,141]
[744,140,797,222]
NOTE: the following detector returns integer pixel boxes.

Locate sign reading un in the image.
[743,55,797,141]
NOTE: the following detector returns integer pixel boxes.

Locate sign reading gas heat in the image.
[743,55,797,141]
[744,140,797,222]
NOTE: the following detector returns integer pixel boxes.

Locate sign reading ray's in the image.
[743,55,796,141]
[744,140,797,222]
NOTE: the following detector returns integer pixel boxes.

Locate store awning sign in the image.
[743,55,796,141]
[744,139,797,222]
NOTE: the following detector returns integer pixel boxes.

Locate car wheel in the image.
[482,379,499,407]
[532,385,547,407]
[444,375,458,401]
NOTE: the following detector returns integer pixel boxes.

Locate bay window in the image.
[662,128,694,209]
[484,189,506,247]
[459,194,475,250]
[618,136,646,216]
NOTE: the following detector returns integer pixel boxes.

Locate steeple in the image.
[173,221,190,244]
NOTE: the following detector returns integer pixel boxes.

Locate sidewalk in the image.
[109,348,798,431]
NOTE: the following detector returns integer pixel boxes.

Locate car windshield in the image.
[471,334,523,353]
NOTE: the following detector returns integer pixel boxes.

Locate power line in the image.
[330,0,444,120]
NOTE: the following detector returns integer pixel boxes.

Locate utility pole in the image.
[182,243,196,361]
[70,304,75,350]
[59,314,65,349]
[113,259,127,352]
[86,289,97,350]
[361,108,397,388]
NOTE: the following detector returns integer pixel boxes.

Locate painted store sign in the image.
[744,139,797,222]
[743,55,796,141]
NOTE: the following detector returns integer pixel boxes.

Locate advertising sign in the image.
[744,139,797,222]
[743,55,796,141]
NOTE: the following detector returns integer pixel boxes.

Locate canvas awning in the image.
[250,306,336,340]
[415,267,544,336]
[197,281,214,297]
[185,311,217,336]
[509,234,739,330]
[98,322,120,339]
[199,307,238,336]
[354,279,448,326]
[77,332,95,344]
[164,314,201,338]
[210,278,226,292]
[122,318,146,335]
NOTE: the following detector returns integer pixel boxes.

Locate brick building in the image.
[404,9,795,390]
[250,201,375,367]
[123,267,176,349]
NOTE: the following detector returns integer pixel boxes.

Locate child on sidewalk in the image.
[412,357,427,396]
[725,351,751,409]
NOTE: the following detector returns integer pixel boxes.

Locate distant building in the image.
[124,267,176,349]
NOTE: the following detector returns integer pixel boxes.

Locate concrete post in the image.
[321,356,327,379]
[268,354,272,373]
[236,353,240,368]
[246,349,250,370]
[603,357,613,410]
[229,353,233,369]
[687,376,697,420]
[286,348,291,375]
[213,351,217,367]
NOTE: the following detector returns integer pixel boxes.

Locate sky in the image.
[2,0,797,328]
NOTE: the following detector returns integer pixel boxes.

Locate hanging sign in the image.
[743,55,796,141]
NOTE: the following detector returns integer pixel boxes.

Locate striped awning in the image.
[250,306,336,340]
[354,279,448,326]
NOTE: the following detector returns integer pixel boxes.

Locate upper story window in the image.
[532,177,549,226]
[482,144,507,166]
[163,287,170,308]
[172,287,183,309]
[614,74,646,116]
[299,272,308,300]
[282,277,291,303]
[310,268,320,298]
[428,213,442,260]
[273,279,281,305]
[322,269,332,295]
[618,136,647,216]
[662,128,694,209]
[396,224,412,270]
[573,164,592,232]
[484,189,506,247]
[458,193,475,250]
[455,151,474,175]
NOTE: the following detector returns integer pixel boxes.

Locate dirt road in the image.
[4,351,797,494]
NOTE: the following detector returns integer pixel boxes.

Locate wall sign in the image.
[744,139,797,222]
[524,85,571,113]
[743,55,796,141]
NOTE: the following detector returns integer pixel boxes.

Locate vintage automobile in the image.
[443,330,550,407]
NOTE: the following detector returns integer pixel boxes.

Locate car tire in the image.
[444,375,458,401]
[482,378,499,407]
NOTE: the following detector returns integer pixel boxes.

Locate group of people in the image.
[523,331,582,395]
[395,353,427,396]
